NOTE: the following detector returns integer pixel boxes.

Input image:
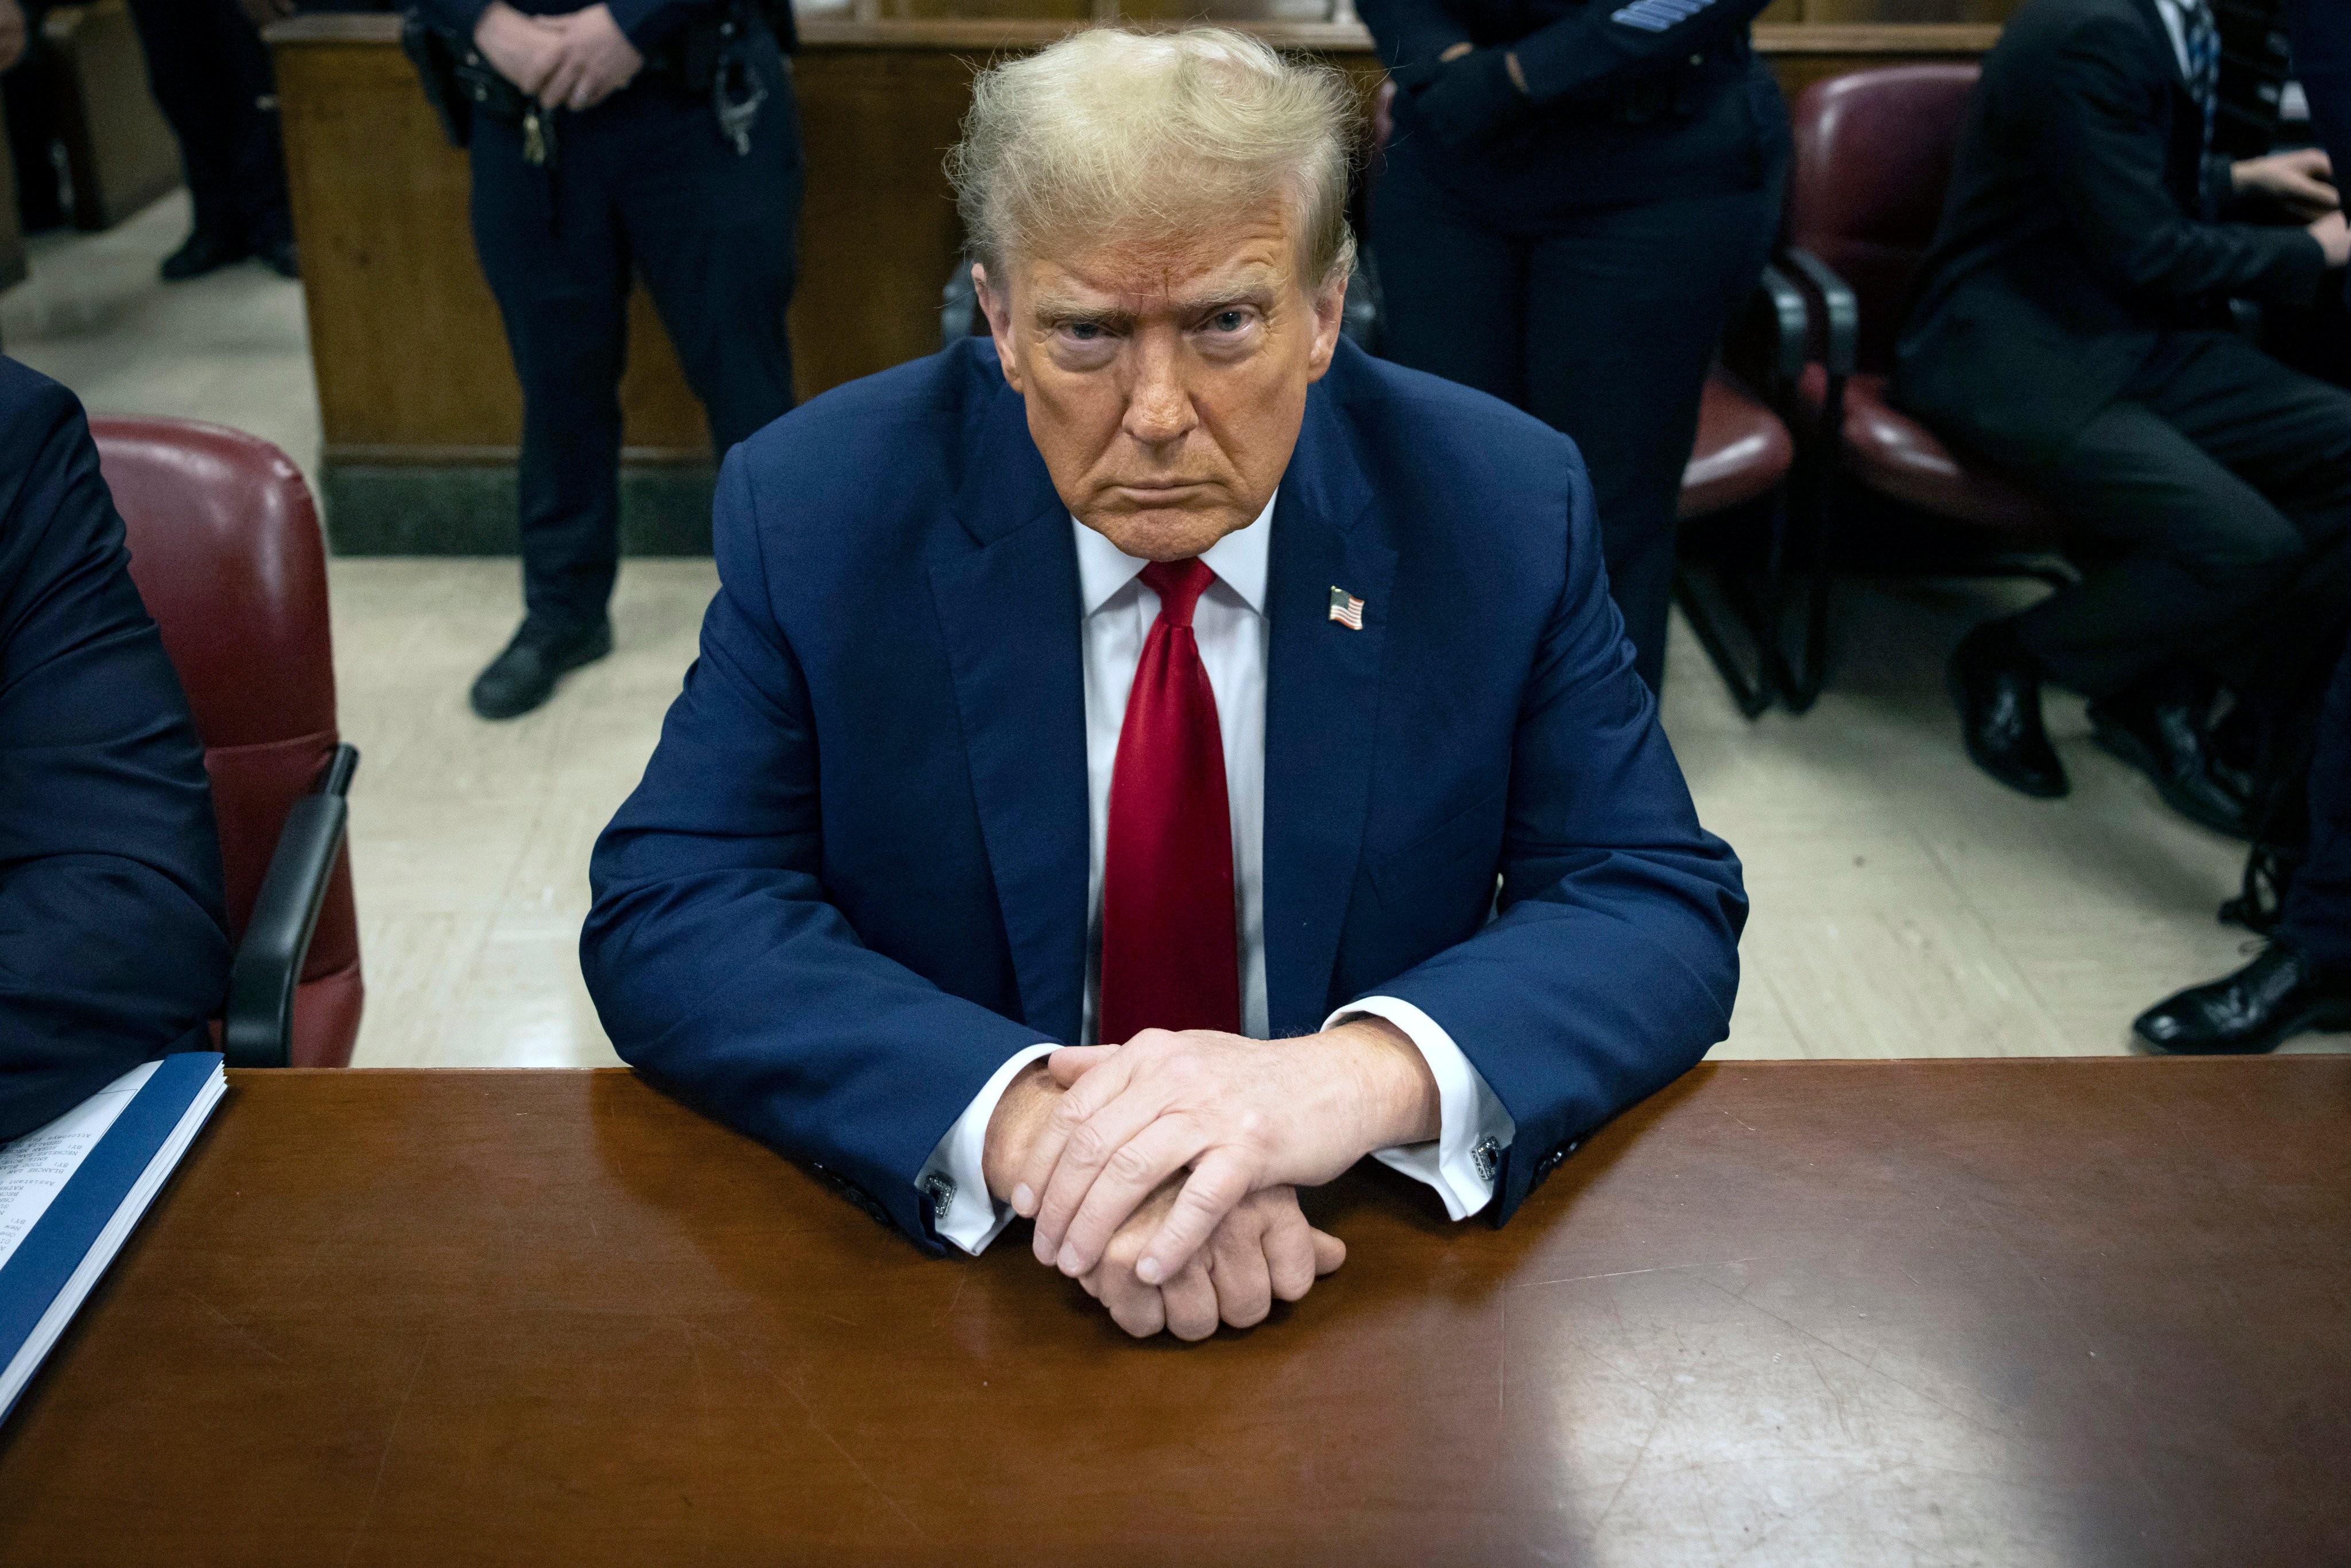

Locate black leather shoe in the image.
[258,238,299,280]
[468,618,613,721]
[160,229,250,282]
[2134,942,2351,1054]
[2088,692,2251,839]
[1949,618,2067,798]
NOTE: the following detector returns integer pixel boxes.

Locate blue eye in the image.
[1067,322,1103,340]
[1209,311,1248,332]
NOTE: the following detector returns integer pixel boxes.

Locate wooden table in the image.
[3,1060,2344,1564]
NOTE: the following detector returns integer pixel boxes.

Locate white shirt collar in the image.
[1072,490,1276,619]
[2150,0,2199,84]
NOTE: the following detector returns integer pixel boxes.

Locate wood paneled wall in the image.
[37,0,183,231]
[268,13,2000,471]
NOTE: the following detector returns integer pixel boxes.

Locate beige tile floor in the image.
[9,195,2343,1067]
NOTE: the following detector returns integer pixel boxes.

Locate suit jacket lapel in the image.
[928,376,1089,1046]
[1261,378,1396,1036]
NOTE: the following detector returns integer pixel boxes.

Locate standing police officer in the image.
[408,0,800,718]
[1359,0,1788,694]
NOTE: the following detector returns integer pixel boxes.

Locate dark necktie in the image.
[1098,558,1241,1044]
[2185,0,2220,153]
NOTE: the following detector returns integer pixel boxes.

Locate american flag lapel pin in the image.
[1327,585,1365,630]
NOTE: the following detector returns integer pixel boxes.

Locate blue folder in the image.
[0,1052,226,1424]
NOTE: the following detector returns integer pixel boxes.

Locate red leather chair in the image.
[93,418,363,1068]
[1778,64,2063,707]
[1672,287,1807,717]
[1680,377,1798,525]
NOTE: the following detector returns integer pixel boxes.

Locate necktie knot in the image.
[1140,558,1215,629]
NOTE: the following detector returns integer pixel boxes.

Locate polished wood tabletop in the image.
[2,1060,2344,1565]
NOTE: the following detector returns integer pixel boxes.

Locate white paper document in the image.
[0,1060,158,1274]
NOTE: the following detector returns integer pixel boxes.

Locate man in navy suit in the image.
[0,359,231,1143]
[584,28,1746,1339]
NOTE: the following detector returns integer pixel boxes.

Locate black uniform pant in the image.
[1372,135,1780,694]
[125,0,291,250]
[2016,330,2351,702]
[2281,626,2351,970]
[468,41,800,630]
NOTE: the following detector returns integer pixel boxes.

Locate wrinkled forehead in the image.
[1006,198,1307,316]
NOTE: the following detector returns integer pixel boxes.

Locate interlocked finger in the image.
[1014,1050,1136,1234]
[1160,1259,1219,1341]
[1264,1205,1320,1303]
[538,56,584,110]
[1028,1084,1178,1268]
[1054,1116,1210,1277]
[1134,1147,1256,1286]
[1097,1259,1165,1338]
[1208,1224,1275,1329]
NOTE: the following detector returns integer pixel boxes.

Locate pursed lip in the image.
[1108,480,1211,497]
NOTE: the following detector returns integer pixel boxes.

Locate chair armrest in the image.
[1755,262,1810,384]
[223,743,359,1068]
[1723,261,1811,391]
[1779,246,1860,378]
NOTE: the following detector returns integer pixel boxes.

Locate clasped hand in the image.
[983,1021,1438,1339]
[1079,1178,1343,1341]
[474,1,644,114]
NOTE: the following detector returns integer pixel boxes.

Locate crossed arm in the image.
[1358,0,1777,148]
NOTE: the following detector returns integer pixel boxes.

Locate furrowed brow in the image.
[1031,296,1132,330]
[1175,277,1283,317]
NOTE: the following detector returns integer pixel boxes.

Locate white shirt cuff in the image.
[917,1043,1059,1255]
[1324,996,1515,1221]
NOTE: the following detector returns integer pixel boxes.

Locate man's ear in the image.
[1304,263,1351,383]
[973,263,1024,393]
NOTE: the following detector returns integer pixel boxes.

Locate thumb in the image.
[1047,1044,1116,1086]
[1310,1228,1346,1276]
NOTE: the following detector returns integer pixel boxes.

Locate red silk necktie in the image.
[1098,558,1241,1044]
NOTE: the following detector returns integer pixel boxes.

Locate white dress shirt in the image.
[2151,0,2205,86]
[918,494,1517,1254]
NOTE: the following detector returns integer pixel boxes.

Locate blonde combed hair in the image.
[948,26,1360,289]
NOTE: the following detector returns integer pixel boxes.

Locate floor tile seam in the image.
[1931,899,2084,1056]
[346,910,498,1067]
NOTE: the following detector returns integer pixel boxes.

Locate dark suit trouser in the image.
[2280,628,2351,969]
[124,0,291,249]
[468,41,800,630]
[1372,135,1780,694]
[2014,330,2351,702]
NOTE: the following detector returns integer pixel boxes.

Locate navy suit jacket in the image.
[0,359,230,1143]
[583,336,1746,1253]
[2290,0,2351,309]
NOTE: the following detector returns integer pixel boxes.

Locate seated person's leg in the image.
[1953,394,2303,811]
[2282,630,2351,974]
[2137,629,2351,1052]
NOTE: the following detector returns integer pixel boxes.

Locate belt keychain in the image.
[711,19,766,156]
[522,103,559,167]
